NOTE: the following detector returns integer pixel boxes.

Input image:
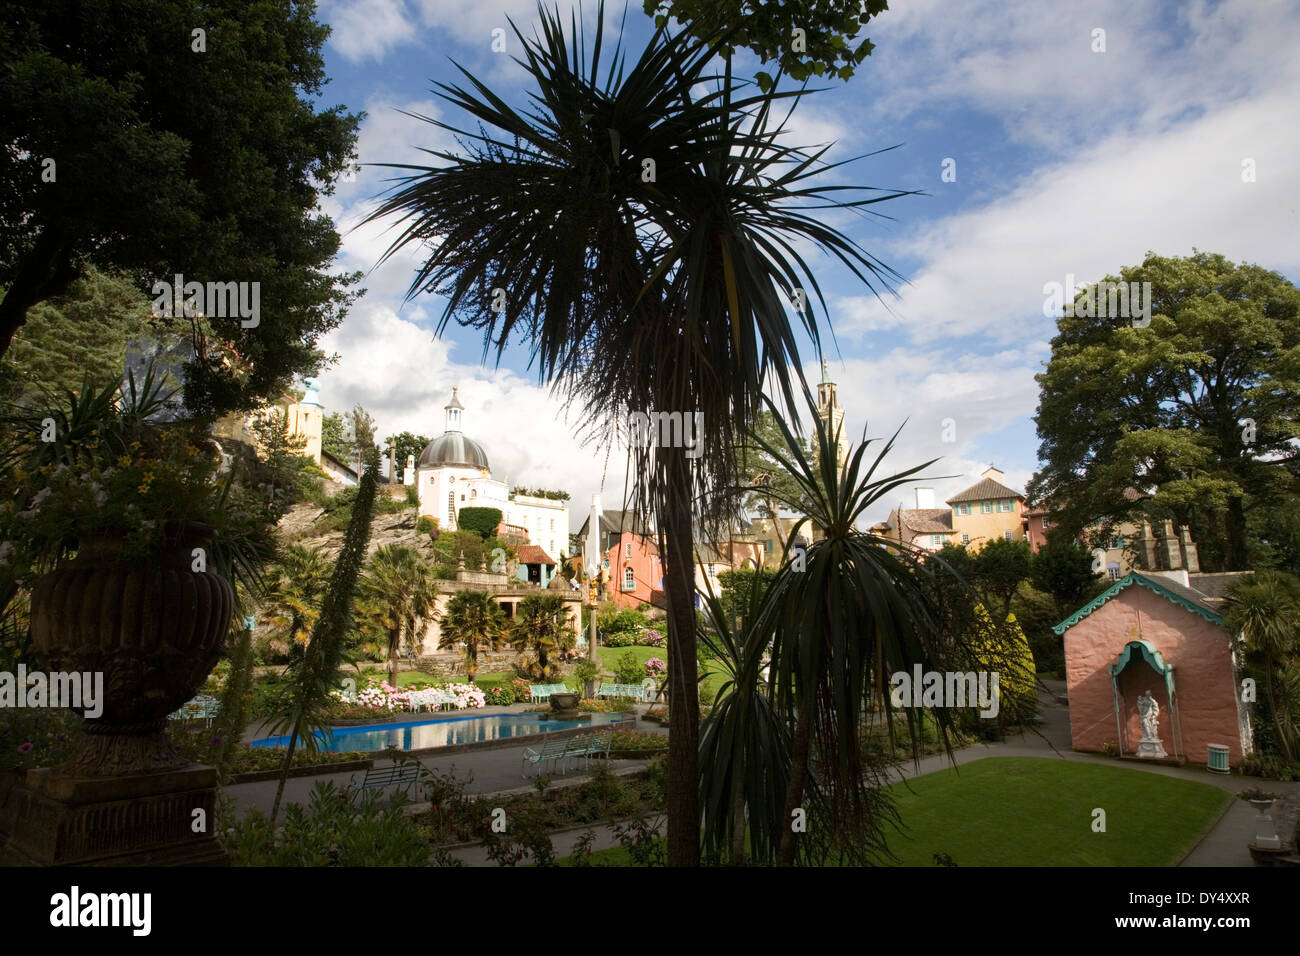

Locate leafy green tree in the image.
[321,412,352,461]
[439,591,506,682]
[740,394,956,866]
[268,445,380,826]
[457,507,503,541]
[1028,251,1300,571]
[1029,534,1106,619]
[0,266,154,400]
[250,409,316,520]
[644,0,890,92]
[1223,571,1300,763]
[737,409,813,518]
[970,538,1032,620]
[0,0,364,415]
[357,545,439,688]
[384,431,429,482]
[508,593,574,679]
[364,4,910,866]
[717,566,776,629]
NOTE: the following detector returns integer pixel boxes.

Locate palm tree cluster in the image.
[1223,570,1300,763]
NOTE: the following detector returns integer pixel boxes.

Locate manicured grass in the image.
[355,668,520,691]
[881,757,1232,867]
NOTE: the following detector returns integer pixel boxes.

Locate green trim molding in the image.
[1053,572,1224,635]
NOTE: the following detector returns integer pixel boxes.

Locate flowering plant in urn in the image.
[0,369,273,775]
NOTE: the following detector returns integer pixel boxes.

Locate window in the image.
[1108,563,1122,581]
[625,542,633,558]
[461,494,465,501]
[981,501,993,514]
[955,502,971,516]
[707,564,715,578]
[550,519,555,531]
[623,567,635,591]
[998,499,1013,512]
[930,534,950,547]
[1041,516,1050,529]
[961,533,970,545]
[765,539,773,554]
[1003,530,1014,541]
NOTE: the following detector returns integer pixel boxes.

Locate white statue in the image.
[1135,689,1168,759]
[1138,689,1160,739]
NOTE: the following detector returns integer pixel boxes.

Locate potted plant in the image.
[1,371,273,777]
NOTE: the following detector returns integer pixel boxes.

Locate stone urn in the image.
[28,521,234,776]
[549,692,580,718]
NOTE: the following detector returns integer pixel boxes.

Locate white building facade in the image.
[415,389,570,560]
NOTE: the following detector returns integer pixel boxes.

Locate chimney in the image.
[404,454,416,486]
[915,488,935,510]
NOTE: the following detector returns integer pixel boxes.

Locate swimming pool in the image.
[249,711,629,752]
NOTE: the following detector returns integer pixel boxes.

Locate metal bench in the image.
[597,683,642,700]
[529,682,569,703]
[168,695,220,725]
[522,737,573,777]
[563,731,612,765]
[348,762,424,797]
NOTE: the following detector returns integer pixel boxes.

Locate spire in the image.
[444,386,463,432]
[821,355,831,384]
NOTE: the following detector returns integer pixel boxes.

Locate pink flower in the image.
[17,741,33,754]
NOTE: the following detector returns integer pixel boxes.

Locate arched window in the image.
[623,567,635,591]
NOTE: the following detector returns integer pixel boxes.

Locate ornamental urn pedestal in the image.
[0,523,233,866]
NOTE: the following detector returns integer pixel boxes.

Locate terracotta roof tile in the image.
[516,545,556,565]
[946,477,1023,504]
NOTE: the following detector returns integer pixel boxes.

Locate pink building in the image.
[1055,572,1253,766]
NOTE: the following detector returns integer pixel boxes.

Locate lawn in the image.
[595,645,726,701]
[556,757,1233,866]
[880,757,1233,866]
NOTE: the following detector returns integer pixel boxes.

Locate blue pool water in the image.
[249,711,628,752]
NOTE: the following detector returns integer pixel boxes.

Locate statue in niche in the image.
[1135,688,1168,759]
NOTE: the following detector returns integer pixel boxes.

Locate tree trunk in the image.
[387,627,400,688]
[661,445,700,867]
[777,689,815,866]
[1225,496,1248,571]
[729,757,747,865]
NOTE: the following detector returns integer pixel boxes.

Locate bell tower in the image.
[816,356,847,470]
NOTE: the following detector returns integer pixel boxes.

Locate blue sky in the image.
[307,0,1300,531]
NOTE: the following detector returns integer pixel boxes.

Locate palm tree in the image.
[508,593,573,680]
[363,4,913,865]
[1223,570,1300,763]
[439,590,506,682]
[262,544,332,657]
[743,393,961,865]
[357,544,439,688]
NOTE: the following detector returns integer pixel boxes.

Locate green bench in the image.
[597,682,642,700]
[348,762,423,798]
[528,682,569,703]
[521,732,613,778]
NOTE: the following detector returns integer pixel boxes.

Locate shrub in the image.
[416,516,435,534]
[604,630,636,647]
[484,685,517,706]
[636,627,665,647]
[613,651,644,685]
[644,657,666,677]
[457,507,503,541]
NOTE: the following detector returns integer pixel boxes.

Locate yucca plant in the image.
[742,391,968,865]
[508,593,574,679]
[1224,570,1300,763]
[363,2,913,865]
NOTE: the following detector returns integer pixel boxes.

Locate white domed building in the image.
[412,388,570,565]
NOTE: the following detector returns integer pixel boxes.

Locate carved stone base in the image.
[1136,737,1169,759]
[0,763,229,866]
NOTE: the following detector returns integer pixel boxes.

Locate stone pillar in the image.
[1159,519,1182,570]
[1179,527,1200,573]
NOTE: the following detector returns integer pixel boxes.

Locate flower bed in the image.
[331,680,486,714]
[608,731,668,757]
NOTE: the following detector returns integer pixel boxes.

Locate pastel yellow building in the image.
[945,466,1026,550]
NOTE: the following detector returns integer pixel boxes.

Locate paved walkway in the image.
[226,685,1296,866]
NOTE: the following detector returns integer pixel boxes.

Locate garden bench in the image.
[597,683,642,700]
[521,737,573,777]
[529,683,569,703]
[563,731,612,765]
[348,762,424,797]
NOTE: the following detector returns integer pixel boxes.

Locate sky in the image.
[305,0,1300,535]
